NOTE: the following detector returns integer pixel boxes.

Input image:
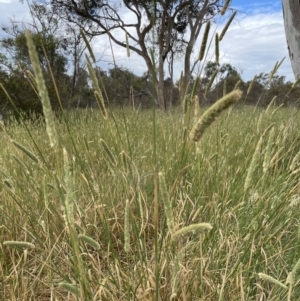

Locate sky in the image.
[0,0,295,82]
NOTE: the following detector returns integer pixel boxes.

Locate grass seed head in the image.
[199,21,210,61]
[215,33,219,65]
[269,58,285,82]
[233,79,241,90]
[3,241,35,249]
[247,75,257,95]
[223,79,227,96]
[78,234,100,250]
[59,282,79,296]
[258,273,287,289]
[265,96,277,114]
[190,90,242,142]
[219,11,237,41]
[126,32,130,57]
[94,91,108,119]
[101,139,117,166]
[182,94,191,114]
[263,127,275,173]
[85,54,108,119]
[221,0,231,15]
[171,223,213,241]
[205,68,219,95]
[244,136,263,192]
[25,30,58,148]
[158,171,175,232]
[191,76,200,98]
[194,95,200,120]
[80,29,96,63]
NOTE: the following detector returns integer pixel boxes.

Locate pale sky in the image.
[0,0,294,82]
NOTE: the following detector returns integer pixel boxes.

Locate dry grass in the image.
[1,104,300,300]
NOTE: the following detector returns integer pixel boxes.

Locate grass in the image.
[1,103,300,300]
[1,18,300,300]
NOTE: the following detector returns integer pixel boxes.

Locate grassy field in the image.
[1,101,300,300]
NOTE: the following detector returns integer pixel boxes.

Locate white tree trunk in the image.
[282,0,300,79]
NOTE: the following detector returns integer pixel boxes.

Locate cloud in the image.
[0,1,31,33]
[218,10,293,82]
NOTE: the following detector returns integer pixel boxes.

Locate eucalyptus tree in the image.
[45,0,224,110]
[0,0,98,118]
[0,28,69,116]
[27,1,93,106]
[0,12,73,117]
[282,0,300,79]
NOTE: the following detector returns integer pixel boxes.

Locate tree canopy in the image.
[46,0,225,109]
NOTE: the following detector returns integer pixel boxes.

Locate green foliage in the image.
[2,32,67,73]
[243,72,300,106]
[0,29,70,118]
[188,61,300,107]
[0,69,43,118]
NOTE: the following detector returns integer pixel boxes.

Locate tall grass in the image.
[2,100,300,300]
[1,14,300,301]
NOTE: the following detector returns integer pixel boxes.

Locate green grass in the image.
[1,104,300,300]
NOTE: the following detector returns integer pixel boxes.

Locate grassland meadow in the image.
[2,10,300,300]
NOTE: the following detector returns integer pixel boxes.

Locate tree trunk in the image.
[157,55,166,111]
[169,51,174,108]
[282,0,300,79]
[157,81,165,110]
[70,48,78,109]
[180,75,190,101]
